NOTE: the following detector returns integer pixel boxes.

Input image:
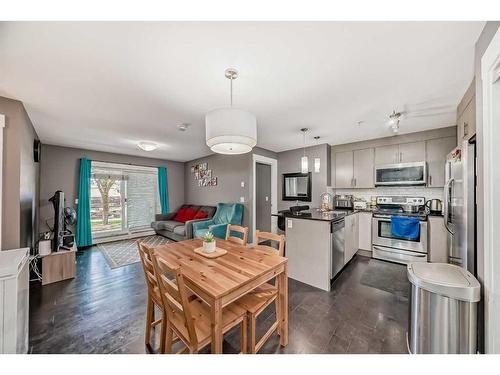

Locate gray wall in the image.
[0,96,40,251]
[39,145,185,233]
[184,147,278,238]
[277,143,330,211]
[474,22,499,287]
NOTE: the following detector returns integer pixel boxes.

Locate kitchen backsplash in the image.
[328,186,444,202]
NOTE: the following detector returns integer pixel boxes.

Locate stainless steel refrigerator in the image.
[444,138,476,275]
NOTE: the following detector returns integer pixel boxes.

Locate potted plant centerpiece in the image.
[202,231,216,253]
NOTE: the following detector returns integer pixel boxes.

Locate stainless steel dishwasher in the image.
[331,219,345,279]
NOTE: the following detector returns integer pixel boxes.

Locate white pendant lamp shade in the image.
[301,156,309,173]
[205,108,257,154]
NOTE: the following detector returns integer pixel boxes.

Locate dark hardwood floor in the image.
[29,245,409,354]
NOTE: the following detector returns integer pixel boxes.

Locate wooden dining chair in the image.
[225,224,249,246]
[150,251,248,354]
[236,230,286,353]
[137,242,167,352]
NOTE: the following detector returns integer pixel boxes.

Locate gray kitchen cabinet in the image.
[457,79,476,142]
[375,142,426,164]
[334,151,354,188]
[344,214,359,263]
[358,212,372,251]
[375,144,399,165]
[399,141,426,163]
[426,136,456,187]
[353,148,375,188]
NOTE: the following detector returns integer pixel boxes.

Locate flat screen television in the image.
[282,172,312,201]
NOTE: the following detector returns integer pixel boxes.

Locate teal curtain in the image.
[158,167,169,215]
[76,158,92,247]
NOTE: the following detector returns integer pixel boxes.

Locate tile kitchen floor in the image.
[29,245,409,354]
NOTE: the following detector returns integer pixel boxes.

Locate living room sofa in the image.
[151,204,216,242]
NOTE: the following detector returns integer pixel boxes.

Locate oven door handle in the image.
[372,246,427,257]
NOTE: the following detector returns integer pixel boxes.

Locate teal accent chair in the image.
[192,203,244,239]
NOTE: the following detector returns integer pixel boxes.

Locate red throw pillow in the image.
[193,210,208,220]
[184,208,198,221]
[174,208,188,223]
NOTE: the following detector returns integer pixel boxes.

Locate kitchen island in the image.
[274,209,364,291]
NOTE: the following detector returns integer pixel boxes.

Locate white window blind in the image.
[127,170,160,232]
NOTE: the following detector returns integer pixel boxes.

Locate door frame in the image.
[481,27,500,353]
[0,114,4,249]
[252,154,278,238]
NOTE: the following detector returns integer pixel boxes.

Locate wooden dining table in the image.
[152,238,288,354]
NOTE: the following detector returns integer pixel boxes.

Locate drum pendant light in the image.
[205,69,257,154]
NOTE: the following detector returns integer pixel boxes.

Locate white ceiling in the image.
[0,22,484,162]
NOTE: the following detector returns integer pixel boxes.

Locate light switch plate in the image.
[287,219,292,228]
[241,181,245,187]
[75,199,79,204]
[240,197,245,203]
[265,196,269,201]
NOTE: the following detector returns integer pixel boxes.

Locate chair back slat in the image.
[138,242,159,292]
[150,251,198,346]
[225,224,249,246]
[254,230,285,256]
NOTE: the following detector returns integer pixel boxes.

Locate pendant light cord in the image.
[303,131,306,157]
[230,75,233,108]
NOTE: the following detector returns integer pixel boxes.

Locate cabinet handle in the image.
[429,175,432,186]
[354,178,356,187]
[464,122,469,137]
[400,152,403,163]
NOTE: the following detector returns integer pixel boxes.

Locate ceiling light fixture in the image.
[137,141,158,152]
[300,128,309,173]
[388,110,402,133]
[177,123,189,131]
[313,136,321,173]
[205,68,257,155]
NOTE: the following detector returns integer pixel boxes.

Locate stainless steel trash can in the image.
[407,262,480,354]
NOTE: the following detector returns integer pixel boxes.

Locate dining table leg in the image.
[211,298,223,353]
[278,263,289,346]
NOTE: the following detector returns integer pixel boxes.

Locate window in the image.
[90,162,160,239]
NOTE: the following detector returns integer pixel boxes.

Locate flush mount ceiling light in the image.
[388,110,402,133]
[300,128,309,173]
[137,141,158,151]
[205,68,257,155]
[177,123,189,131]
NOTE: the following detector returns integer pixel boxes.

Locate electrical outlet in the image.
[240,196,245,203]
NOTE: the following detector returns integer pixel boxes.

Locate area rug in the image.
[360,258,410,298]
[98,235,171,269]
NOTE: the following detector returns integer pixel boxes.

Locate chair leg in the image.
[249,313,257,354]
[275,299,281,336]
[145,296,154,346]
[159,309,167,353]
[164,321,173,354]
[240,316,247,354]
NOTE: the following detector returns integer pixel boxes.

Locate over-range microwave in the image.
[374,161,427,186]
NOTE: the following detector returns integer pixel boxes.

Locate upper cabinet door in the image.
[375,144,399,165]
[399,141,426,163]
[335,151,354,188]
[461,96,476,141]
[353,148,374,188]
[426,136,456,187]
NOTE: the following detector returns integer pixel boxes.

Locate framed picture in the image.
[190,166,195,173]
[198,179,203,187]
[211,177,217,186]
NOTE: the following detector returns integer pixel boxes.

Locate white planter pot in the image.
[203,241,216,253]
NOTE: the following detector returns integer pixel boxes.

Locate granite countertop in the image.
[272,207,376,222]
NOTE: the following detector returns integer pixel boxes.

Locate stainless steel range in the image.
[372,196,428,264]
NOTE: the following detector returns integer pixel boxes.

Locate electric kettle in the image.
[425,199,443,214]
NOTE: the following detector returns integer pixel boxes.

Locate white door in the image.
[482,27,500,353]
